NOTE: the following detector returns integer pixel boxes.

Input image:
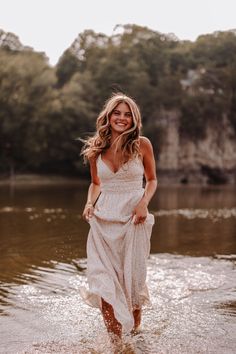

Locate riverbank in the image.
[0,170,235,186]
[0,174,89,186]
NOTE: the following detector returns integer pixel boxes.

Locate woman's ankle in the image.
[133,308,141,329]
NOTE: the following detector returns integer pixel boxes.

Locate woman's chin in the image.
[112,127,129,134]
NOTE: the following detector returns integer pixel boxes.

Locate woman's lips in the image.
[115,122,126,126]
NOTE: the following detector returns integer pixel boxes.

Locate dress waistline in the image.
[100,181,143,193]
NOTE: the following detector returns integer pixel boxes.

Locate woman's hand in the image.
[132,199,148,225]
[82,202,94,222]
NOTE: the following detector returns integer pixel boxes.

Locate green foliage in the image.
[0,25,236,175]
[0,49,57,173]
[193,31,236,67]
[180,90,226,140]
[56,50,80,87]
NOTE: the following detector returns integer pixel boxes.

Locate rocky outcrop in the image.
[157,111,236,184]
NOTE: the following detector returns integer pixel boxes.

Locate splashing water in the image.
[0,254,235,354]
[0,185,235,353]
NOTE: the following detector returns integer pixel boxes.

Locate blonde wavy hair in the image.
[80,92,142,163]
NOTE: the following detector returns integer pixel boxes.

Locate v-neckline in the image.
[100,154,129,175]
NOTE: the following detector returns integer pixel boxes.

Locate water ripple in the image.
[1,206,236,223]
[154,207,236,221]
[0,254,234,353]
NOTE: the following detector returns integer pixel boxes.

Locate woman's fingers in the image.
[82,206,94,221]
[88,207,94,217]
[133,215,147,225]
[86,207,94,221]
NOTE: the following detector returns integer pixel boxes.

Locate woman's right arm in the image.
[82,157,101,221]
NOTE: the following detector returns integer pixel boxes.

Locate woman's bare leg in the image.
[101,298,122,340]
[132,308,141,332]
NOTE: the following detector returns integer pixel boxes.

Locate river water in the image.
[0,184,235,353]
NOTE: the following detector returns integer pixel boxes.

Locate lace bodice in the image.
[97,154,144,193]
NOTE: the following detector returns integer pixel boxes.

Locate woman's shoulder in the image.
[138,136,154,162]
[88,154,100,168]
[139,136,153,152]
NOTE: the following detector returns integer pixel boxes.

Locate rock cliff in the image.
[156,110,236,184]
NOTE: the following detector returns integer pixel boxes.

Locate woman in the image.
[80,92,157,344]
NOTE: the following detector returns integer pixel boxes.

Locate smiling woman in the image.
[110,103,133,130]
[101,102,134,173]
[80,92,157,349]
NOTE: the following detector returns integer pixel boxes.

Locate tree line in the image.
[0,25,236,177]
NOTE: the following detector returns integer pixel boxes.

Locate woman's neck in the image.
[110,133,121,151]
[110,131,120,144]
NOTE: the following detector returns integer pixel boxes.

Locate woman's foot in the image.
[110,333,123,354]
[130,326,142,336]
[101,298,122,339]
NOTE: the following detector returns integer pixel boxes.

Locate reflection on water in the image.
[155,207,236,220]
[0,184,236,353]
[0,255,236,353]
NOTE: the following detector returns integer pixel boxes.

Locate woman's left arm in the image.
[132,136,158,225]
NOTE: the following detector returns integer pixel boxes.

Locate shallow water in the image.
[0,184,236,353]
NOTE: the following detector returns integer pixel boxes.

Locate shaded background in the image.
[0,24,236,184]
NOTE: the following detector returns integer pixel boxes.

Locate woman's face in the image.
[109,102,133,135]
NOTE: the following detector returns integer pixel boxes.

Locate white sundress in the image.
[80,153,155,332]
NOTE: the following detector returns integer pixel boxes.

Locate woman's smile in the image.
[110,102,133,134]
[115,121,127,127]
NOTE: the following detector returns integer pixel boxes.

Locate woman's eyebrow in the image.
[113,109,132,114]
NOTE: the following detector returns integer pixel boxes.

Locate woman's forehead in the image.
[114,102,131,111]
